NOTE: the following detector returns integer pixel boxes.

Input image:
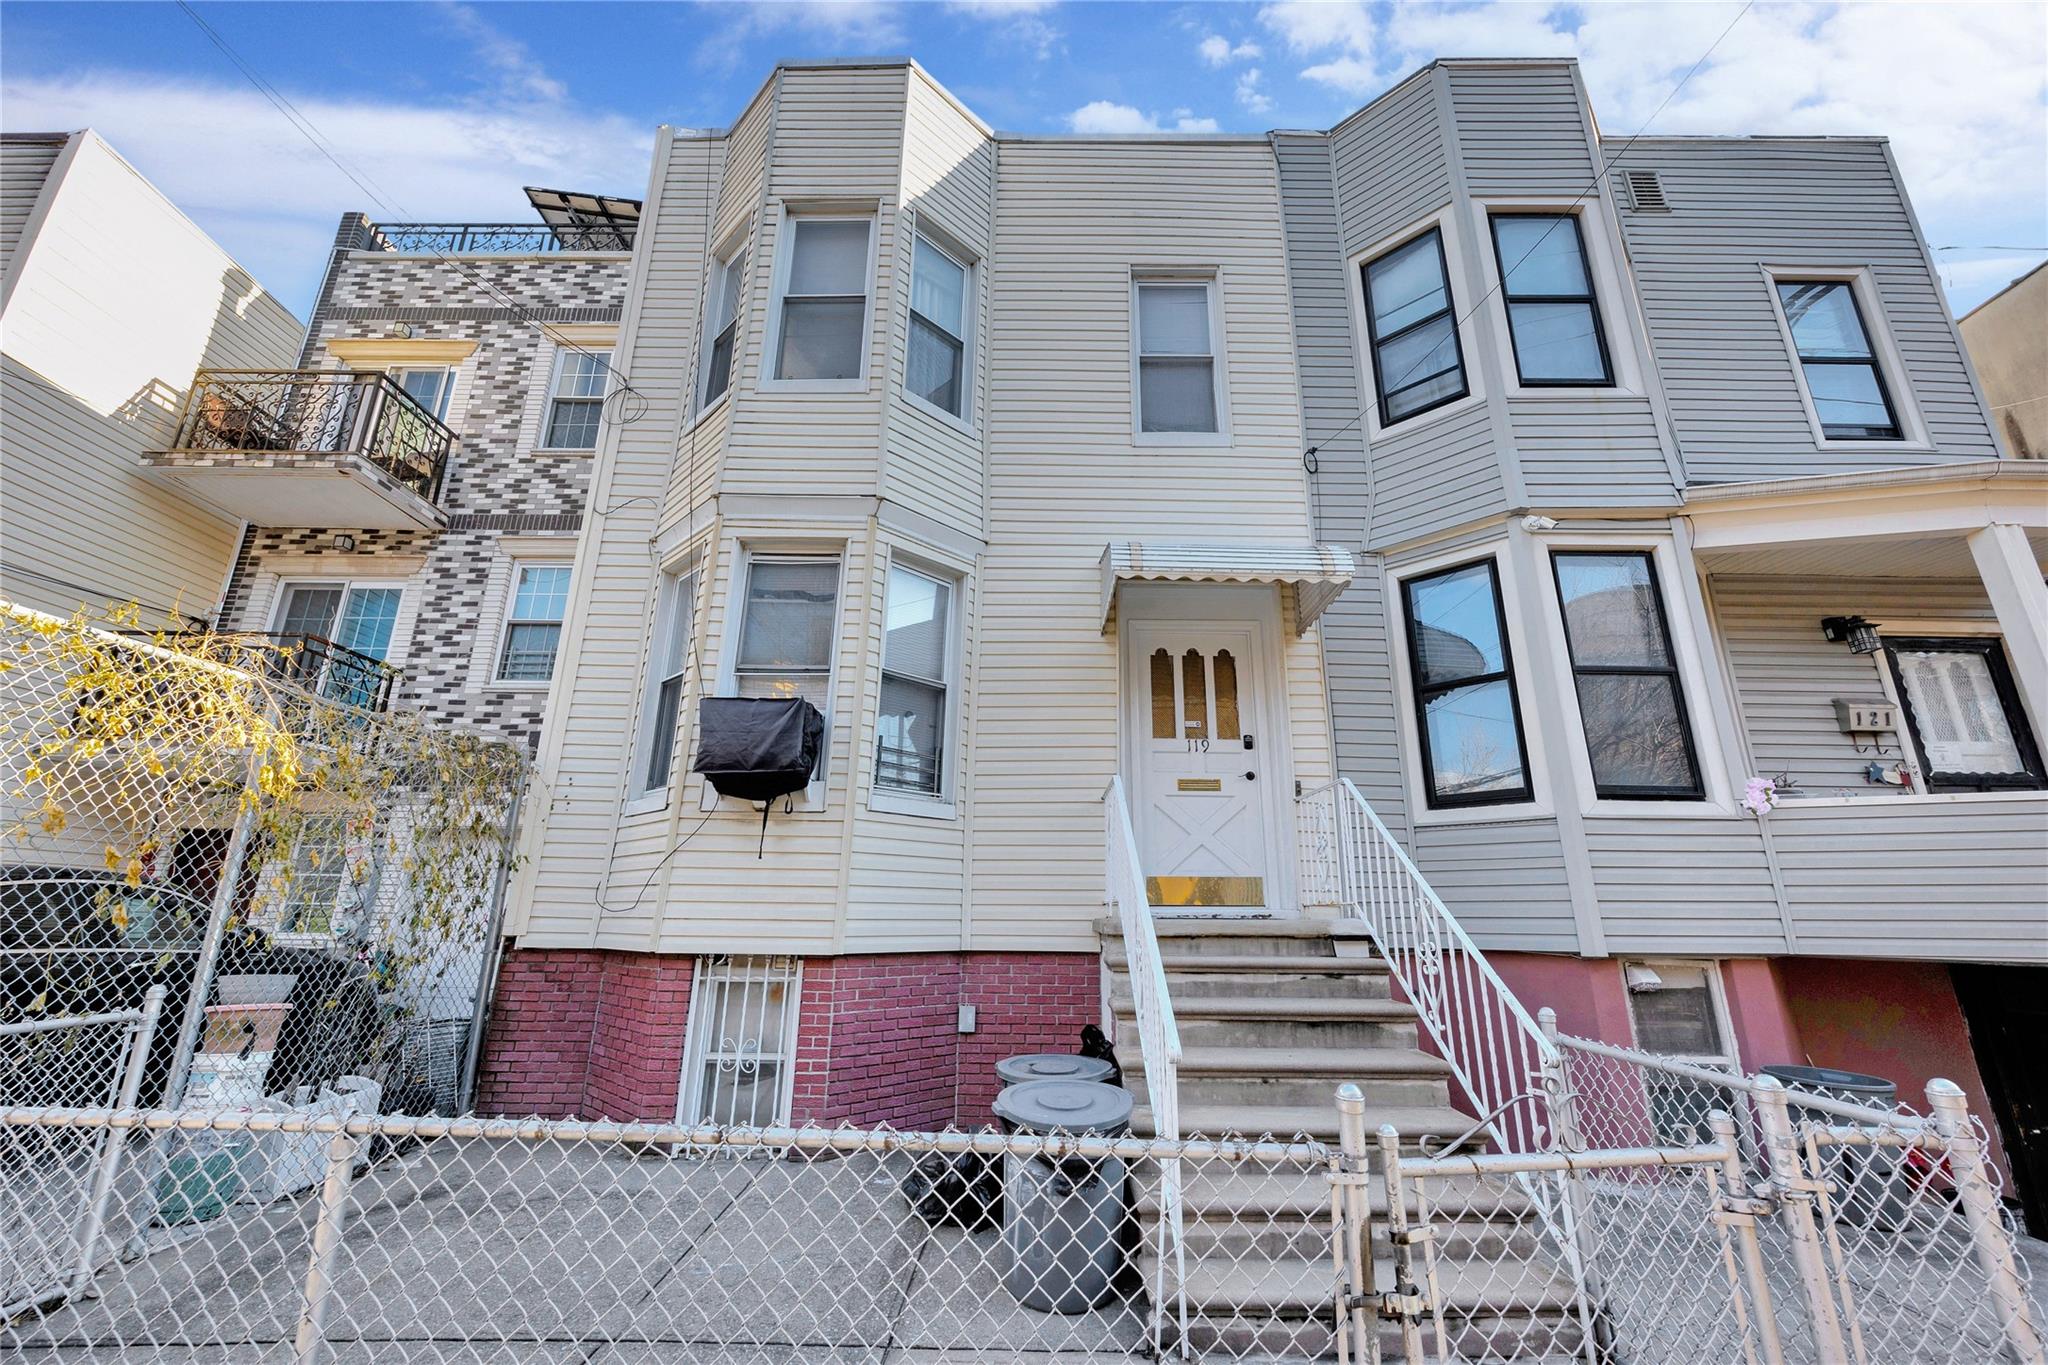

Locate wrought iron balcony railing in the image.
[369,222,635,254]
[237,632,403,713]
[168,370,452,502]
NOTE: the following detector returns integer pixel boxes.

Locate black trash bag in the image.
[693,697,825,802]
[902,1148,1003,1230]
[1079,1023,1122,1087]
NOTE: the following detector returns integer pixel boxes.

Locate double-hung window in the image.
[734,556,840,709]
[1491,214,1612,385]
[1135,278,1221,435]
[773,218,871,381]
[875,563,953,797]
[1362,228,1468,425]
[638,569,696,794]
[1401,559,1531,808]
[907,234,970,419]
[1550,552,1702,799]
[1775,280,1901,440]
[497,564,571,683]
[543,349,610,449]
[702,248,748,407]
[1625,961,1736,1143]
[1884,637,2045,792]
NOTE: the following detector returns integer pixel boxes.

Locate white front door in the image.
[1131,624,1270,910]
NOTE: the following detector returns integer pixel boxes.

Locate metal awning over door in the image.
[1100,542,1357,635]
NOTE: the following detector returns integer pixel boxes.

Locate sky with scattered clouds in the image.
[3,1,2043,319]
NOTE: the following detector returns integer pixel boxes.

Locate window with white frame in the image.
[391,366,453,419]
[678,955,801,1126]
[875,562,953,797]
[1135,277,1221,435]
[270,816,359,940]
[907,233,970,418]
[1400,558,1532,808]
[1550,551,1702,799]
[1362,227,1469,425]
[496,564,571,682]
[1773,279,1902,440]
[1489,214,1612,386]
[702,246,748,407]
[638,568,696,794]
[1883,637,2046,792]
[734,555,840,710]
[543,349,610,449]
[773,218,871,381]
[1625,960,1735,1143]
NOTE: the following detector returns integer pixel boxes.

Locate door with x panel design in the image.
[1131,624,1270,910]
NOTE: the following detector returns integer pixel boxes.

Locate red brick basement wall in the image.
[477,948,1100,1126]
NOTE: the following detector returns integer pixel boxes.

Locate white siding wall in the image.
[0,132,300,624]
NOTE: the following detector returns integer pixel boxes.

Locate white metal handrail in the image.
[1103,777,1187,1356]
[1296,779,1558,1155]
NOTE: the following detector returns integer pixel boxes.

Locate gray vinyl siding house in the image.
[1275,58,2046,1102]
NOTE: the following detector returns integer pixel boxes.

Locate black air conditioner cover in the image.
[693,696,825,803]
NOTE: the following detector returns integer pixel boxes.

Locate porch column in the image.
[1967,522,2048,739]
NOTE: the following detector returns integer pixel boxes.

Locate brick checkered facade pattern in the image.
[216,214,632,750]
[474,949,1101,1127]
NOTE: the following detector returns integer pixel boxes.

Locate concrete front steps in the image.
[1099,916,1583,1360]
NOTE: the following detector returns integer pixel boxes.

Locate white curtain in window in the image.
[1138,284,1210,355]
[1897,649,2024,774]
[788,220,869,295]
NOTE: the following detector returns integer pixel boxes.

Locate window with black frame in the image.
[1883,637,2045,792]
[1401,559,1531,807]
[1550,552,1702,799]
[701,248,748,407]
[1490,214,1612,386]
[1775,280,1902,440]
[1362,228,1468,426]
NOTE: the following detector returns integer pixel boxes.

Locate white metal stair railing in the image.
[1296,779,1558,1155]
[1102,777,1188,1356]
[1298,779,1602,1358]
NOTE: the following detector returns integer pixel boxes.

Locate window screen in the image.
[1136,281,1219,434]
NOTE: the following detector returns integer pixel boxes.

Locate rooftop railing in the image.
[168,370,452,503]
[368,222,635,253]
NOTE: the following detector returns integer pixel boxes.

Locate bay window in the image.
[1362,228,1468,425]
[734,556,840,709]
[907,234,969,418]
[773,218,871,382]
[875,562,953,797]
[1401,558,1531,808]
[1551,552,1702,799]
[701,247,748,407]
[1490,214,1611,386]
[637,568,696,794]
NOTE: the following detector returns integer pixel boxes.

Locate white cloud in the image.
[1067,101,1219,134]
[691,1,905,73]
[1199,34,1263,67]
[946,0,1062,60]
[1259,0,1377,93]
[438,4,567,102]
[1236,68,1274,115]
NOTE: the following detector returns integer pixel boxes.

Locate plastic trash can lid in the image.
[1761,1064,1895,1095]
[994,1053,1116,1086]
[991,1080,1133,1135]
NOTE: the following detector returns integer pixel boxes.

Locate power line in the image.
[174,0,644,413]
[1304,0,1755,459]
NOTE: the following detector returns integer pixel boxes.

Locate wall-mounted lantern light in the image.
[332,534,357,553]
[1821,615,1882,655]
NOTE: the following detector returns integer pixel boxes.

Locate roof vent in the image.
[1623,169,1670,212]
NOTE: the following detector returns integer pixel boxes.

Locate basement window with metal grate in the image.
[1622,170,1669,212]
[678,955,802,1127]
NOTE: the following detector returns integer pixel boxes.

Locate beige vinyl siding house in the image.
[0,131,300,625]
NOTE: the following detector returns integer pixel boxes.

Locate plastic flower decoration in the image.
[1740,775,1780,817]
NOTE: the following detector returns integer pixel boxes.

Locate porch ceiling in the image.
[1100,541,1357,635]
[1697,530,2047,580]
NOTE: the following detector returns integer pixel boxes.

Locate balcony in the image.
[146,370,452,530]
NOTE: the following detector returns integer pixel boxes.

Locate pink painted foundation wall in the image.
[1778,957,2009,1178]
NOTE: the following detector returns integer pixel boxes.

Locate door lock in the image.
[1244,771,1256,782]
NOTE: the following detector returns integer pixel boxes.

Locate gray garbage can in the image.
[994,1052,1116,1090]
[991,1080,1133,1313]
[1762,1064,1905,1225]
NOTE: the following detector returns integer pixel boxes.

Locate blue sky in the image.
[4,1,2043,320]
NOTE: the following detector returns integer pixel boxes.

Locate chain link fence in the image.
[0,605,525,1119]
[3,1105,1335,1363]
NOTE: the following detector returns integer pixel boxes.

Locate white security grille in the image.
[678,954,801,1127]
